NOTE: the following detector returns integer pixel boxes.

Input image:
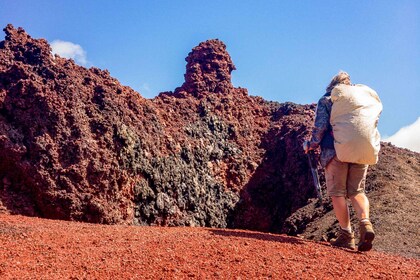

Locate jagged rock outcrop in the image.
[0,25,143,223]
[0,25,316,229]
[1,25,419,258]
[176,39,236,96]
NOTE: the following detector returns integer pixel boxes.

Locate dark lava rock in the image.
[0,25,316,230]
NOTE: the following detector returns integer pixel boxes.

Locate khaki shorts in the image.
[325,156,368,197]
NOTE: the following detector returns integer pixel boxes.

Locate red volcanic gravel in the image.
[0,214,418,279]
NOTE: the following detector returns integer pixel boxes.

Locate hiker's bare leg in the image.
[331,196,351,229]
[350,193,370,220]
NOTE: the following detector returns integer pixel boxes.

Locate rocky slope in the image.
[283,143,420,258]
[0,25,418,258]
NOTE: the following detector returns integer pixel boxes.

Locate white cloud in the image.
[141,83,151,92]
[51,40,87,65]
[139,83,155,98]
[383,117,420,153]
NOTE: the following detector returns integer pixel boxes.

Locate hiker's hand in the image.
[303,140,311,154]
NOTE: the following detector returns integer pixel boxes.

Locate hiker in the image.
[303,71,382,251]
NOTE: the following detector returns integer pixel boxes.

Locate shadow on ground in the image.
[208,228,304,245]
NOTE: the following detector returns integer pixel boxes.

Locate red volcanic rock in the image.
[0,25,419,258]
[0,25,316,229]
[176,39,236,97]
[0,24,144,223]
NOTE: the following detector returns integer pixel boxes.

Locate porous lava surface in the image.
[0,24,315,229]
[0,25,419,259]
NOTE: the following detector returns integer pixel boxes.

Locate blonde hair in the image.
[326,71,351,93]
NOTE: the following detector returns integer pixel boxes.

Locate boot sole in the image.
[358,231,375,252]
[330,242,356,250]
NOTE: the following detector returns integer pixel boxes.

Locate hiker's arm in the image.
[309,97,331,149]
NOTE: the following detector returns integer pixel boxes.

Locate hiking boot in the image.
[330,229,355,250]
[358,220,375,252]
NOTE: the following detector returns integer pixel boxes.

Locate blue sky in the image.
[1,1,419,151]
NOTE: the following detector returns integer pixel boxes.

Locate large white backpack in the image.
[330,84,382,165]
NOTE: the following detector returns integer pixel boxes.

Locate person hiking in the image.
[303,71,382,251]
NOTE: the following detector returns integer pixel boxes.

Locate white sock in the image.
[360,218,370,223]
[341,226,352,233]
